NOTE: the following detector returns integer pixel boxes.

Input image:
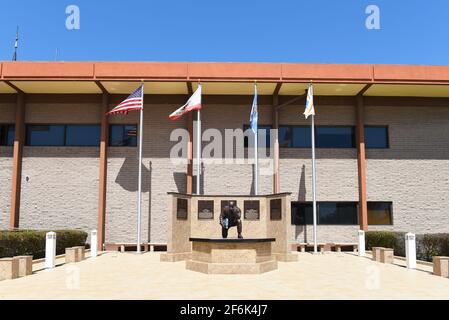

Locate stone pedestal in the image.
[320,243,332,253]
[16,256,33,277]
[433,256,449,277]
[186,238,278,274]
[372,247,383,262]
[74,246,85,261]
[0,257,19,281]
[380,248,394,264]
[65,247,79,263]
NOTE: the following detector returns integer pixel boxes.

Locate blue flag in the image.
[250,84,258,133]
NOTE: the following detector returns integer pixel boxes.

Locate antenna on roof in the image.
[54,48,59,61]
[12,26,19,61]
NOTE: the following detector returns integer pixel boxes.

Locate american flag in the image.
[107,84,144,115]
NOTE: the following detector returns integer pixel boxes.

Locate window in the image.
[26,124,101,146]
[66,125,100,146]
[316,126,355,148]
[279,126,311,148]
[291,202,358,225]
[109,124,137,146]
[243,125,271,148]
[368,202,393,225]
[0,124,14,146]
[279,125,355,148]
[365,126,389,149]
[319,202,358,225]
[291,202,313,225]
[26,125,65,146]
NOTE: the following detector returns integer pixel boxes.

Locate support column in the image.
[272,105,280,194]
[356,95,368,231]
[186,112,193,194]
[272,84,281,194]
[97,93,109,250]
[9,92,25,229]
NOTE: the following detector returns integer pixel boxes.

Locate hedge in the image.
[0,230,88,259]
[365,231,449,262]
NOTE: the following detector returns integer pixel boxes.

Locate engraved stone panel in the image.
[244,200,260,220]
[270,199,282,220]
[176,198,188,220]
[198,200,214,219]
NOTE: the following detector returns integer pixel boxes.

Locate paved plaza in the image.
[0,252,448,300]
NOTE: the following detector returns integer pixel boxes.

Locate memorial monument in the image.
[160,192,299,274]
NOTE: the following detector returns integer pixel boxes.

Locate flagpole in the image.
[254,128,259,195]
[311,114,318,254]
[136,84,144,253]
[196,109,201,195]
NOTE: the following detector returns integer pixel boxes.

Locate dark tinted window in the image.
[243,125,271,148]
[26,125,65,146]
[292,202,358,225]
[365,126,389,148]
[279,126,292,147]
[110,124,137,146]
[0,124,14,146]
[291,202,313,225]
[316,126,355,148]
[7,125,14,146]
[368,202,393,225]
[319,202,358,225]
[66,125,100,146]
[292,126,311,148]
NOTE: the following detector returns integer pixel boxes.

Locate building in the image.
[1,62,449,249]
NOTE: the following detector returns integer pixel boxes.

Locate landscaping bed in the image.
[0,229,88,259]
[365,231,449,262]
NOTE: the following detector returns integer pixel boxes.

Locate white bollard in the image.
[45,231,57,269]
[358,230,365,257]
[91,230,98,258]
[405,232,416,269]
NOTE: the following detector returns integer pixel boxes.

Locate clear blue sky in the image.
[0,0,447,65]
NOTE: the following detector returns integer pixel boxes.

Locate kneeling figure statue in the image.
[219,201,243,239]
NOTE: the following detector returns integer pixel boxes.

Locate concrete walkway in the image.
[0,252,448,299]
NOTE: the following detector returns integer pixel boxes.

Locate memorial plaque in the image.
[244,200,260,220]
[221,200,236,213]
[270,199,282,220]
[198,200,214,219]
[176,198,188,220]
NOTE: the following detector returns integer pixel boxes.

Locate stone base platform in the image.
[186,238,278,274]
[160,252,192,262]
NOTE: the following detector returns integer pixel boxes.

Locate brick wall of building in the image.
[365,105,449,235]
[1,96,449,245]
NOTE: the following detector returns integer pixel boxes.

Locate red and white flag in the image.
[169,84,202,120]
[107,84,144,115]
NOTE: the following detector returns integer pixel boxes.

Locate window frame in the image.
[279,125,356,149]
[364,125,390,149]
[0,124,15,146]
[367,201,394,226]
[242,124,273,149]
[108,124,138,147]
[291,201,359,226]
[65,124,101,147]
[25,124,101,147]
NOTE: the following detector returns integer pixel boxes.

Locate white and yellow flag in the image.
[303,84,315,119]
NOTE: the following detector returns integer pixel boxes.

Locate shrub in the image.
[365,231,396,251]
[0,229,87,259]
[416,233,449,262]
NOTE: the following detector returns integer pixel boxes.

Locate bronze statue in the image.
[219,201,243,239]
